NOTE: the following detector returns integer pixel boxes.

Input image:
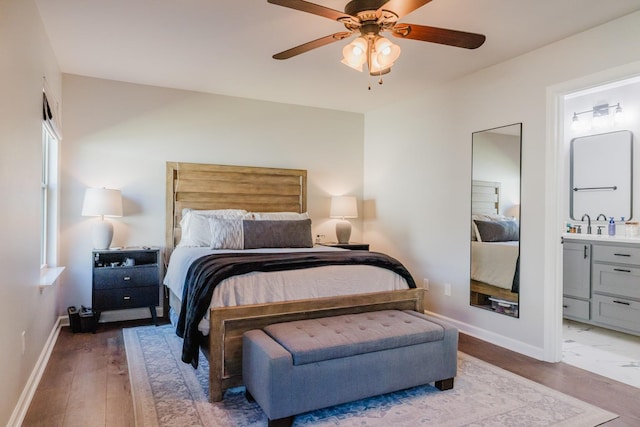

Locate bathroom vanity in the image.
[563,234,640,336]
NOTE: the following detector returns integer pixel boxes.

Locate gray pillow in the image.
[243,219,313,249]
[474,220,519,242]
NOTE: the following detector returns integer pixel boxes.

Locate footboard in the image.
[207,287,425,402]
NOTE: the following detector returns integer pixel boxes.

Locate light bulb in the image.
[613,103,625,125]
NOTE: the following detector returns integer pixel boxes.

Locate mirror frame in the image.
[470,123,522,318]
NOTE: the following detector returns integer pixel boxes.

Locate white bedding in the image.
[163,246,410,335]
[471,240,519,290]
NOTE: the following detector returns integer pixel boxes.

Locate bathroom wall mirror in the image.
[570,130,633,221]
[470,123,522,318]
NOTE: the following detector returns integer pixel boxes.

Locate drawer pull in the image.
[613,253,631,257]
[613,268,631,273]
[613,300,631,306]
[123,276,131,281]
[562,304,568,308]
[123,296,131,300]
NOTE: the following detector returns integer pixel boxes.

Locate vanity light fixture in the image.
[571,102,624,131]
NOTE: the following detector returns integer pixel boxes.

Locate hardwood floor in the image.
[22,319,162,427]
[22,322,640,426]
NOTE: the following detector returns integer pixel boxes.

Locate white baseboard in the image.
[7,316,63,427]
[425,310,546,361]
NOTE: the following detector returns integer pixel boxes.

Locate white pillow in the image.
[250,211,310,220]
[178,208,247,247]
[209,217,244,249]
[181,208,247,220]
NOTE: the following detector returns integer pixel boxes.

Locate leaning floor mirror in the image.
[470,123,522,318]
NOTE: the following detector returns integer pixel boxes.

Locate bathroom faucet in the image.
[596,213,607,221]
[581,214,592,234]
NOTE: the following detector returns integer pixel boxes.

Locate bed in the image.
[470,180,519,306]
[163,162,424,401]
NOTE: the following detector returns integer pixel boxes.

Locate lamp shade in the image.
[372,36,400,72]
[81,188,123,217]
[330,196,358,219]
[341,37,367,72]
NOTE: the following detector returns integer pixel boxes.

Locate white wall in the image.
[363,11,640,357]
[0,0,62,424]
[59,75,365,315]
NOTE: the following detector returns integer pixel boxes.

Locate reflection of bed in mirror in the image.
[470,180,519,309]
[163,162,423,402]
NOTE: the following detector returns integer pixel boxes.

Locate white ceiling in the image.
[35,0,640,113]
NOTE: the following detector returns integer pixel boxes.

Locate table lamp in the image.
[81,187,123,249]
[330,195,358,244]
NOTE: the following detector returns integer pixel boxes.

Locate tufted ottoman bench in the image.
[242,309,458,426]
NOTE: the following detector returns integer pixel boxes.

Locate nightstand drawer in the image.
[94,265,158,289]
[94,286,158,311]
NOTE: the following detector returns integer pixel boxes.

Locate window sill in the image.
[39,266,65,292]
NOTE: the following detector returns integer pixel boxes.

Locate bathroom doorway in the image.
[558,74,640,388]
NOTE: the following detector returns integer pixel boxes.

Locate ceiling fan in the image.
[267,0,486,76]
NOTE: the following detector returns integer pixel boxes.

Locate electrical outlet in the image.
[21,330,26,355]
[423,278,429,290]
[444,283,451,296]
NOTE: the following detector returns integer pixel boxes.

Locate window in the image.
[41,92,61,269]
[41,125,55,266]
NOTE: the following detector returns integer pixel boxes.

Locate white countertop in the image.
[562,233,640,244]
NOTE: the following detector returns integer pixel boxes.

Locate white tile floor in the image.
[563,319,640,389]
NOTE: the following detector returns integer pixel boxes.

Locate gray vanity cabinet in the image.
[563,238,640,336]
[562,241,591,321]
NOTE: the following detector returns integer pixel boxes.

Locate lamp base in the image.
[92,220,114,250]
[335,220,352,244]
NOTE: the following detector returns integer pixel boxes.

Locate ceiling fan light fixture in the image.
[268,0,487,81]
[365,36,398,74]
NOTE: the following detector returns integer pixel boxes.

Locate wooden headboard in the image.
[472,180,500,215]
[165,162,307,252]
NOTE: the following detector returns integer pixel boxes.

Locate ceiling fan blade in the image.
[268,0,352,21]
[378,0,433,19]
[391,23,485,49]
[273,32,352,60]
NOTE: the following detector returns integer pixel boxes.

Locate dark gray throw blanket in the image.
[511,255,520,294]
[176,251,416,367]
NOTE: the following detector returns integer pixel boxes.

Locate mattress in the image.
[164,246,410,335]
[471,240,519,290]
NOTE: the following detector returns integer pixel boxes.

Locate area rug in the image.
[124,324,617,426]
